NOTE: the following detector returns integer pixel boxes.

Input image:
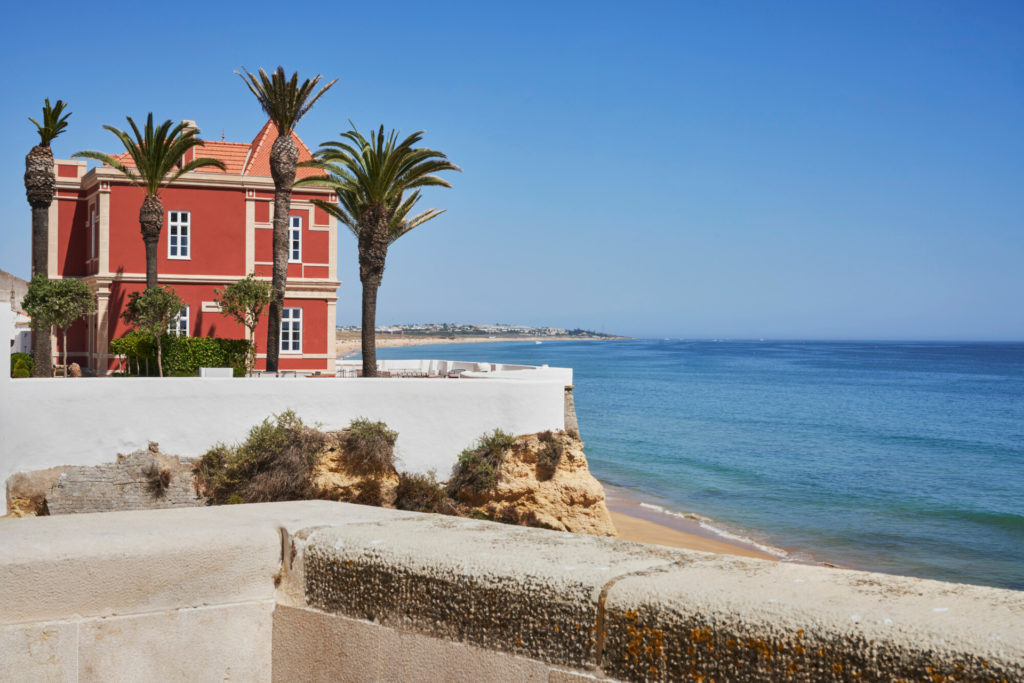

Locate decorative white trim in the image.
[245,197,256,274]
[98,184,111,276]
[75,164,335,194]
[47,200,59,278]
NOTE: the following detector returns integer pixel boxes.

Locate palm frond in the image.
[74,113,225,195]
[29,99,71,147]
[308,123,459,248]
[72,150,142,188]
[236,66,336,134]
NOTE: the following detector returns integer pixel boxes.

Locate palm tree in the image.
[25,99,71,377]
[297,126,459,377]
[237,66,336,372]
[73,115,225,289]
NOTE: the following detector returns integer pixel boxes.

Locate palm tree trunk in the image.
[266,134,298,373]
[62,328,68,373]
[26,145,54,378]
[361,274,381,377]
[31,205,48,277]
[139,194,163,290]
[358,205,391,378]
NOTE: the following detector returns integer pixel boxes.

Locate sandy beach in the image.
[335,333,613,358]
[604,487,778,560]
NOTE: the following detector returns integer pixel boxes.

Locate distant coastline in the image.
[336,332,629,358]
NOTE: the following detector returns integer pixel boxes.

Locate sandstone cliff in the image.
[451,431,616,537]
[311,431,400,507]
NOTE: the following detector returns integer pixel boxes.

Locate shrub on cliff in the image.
[344,418,398,476]
[395,471,459,514]
[448,429,517,499]
[535,430,565,481]
[194,410,326,504]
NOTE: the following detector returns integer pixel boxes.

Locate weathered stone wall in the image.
[45,447,202,515]
[285,507,1024,682]
[2,501,1022,682]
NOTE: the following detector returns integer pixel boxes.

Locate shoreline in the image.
[335,334,623,358]
[337,333,786,563]
[603,484,788,561]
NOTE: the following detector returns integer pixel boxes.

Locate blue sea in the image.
[373,339,1024,590]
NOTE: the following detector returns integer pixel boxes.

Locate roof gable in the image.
[243,120,322,179]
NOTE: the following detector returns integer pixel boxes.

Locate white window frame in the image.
[280,307,302,353]
[168,211,190,260]
[288,216,302,263]
[168,305,189,337]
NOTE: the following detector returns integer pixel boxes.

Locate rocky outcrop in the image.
[311,431,399,507]
[4,444,201,516]
[452,432,616,537]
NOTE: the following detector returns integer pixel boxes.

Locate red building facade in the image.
[47,120,339,374]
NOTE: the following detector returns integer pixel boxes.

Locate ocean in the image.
[372,339,1024,590]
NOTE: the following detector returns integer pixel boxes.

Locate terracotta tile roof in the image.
[243,119,322,178]
[103,120,320,179]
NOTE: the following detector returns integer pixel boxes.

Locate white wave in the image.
[637,502,789,558]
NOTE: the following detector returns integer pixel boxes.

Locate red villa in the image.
[45,120,339,375]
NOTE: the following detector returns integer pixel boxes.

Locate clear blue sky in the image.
[1,1,1021,339]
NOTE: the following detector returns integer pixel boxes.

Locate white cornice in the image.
[59,163,334,195]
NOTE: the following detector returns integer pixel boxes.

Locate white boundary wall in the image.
[0,305,570,510]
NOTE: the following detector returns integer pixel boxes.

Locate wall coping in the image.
[2,501,1021,681]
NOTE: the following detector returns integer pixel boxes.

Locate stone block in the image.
[599,555,1024,682]
[273,605,561,682]
[301,514,685,668]
[0,621,77,682]
[78,602,273,682]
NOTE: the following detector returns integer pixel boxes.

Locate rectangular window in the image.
[168,305,189,337]
[281,307,302,353]
[168,211,190,259]
[289,216,302,263]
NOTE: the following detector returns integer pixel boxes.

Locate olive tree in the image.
[215,274,273,376]
[21,275,95,373]
[121,286,183,378]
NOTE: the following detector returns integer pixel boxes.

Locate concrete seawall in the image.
[2,501,1021,681]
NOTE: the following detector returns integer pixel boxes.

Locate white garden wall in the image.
[0,305,570,510]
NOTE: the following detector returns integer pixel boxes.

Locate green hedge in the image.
[10,352,33,378]
[110,333,250,377]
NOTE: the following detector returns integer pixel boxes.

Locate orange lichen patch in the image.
[625,620,665,665]
[833,661,843,674]
[794,644,805,655]
[788,662,799,675]
[690,626,712,643]
[746,637,774,660]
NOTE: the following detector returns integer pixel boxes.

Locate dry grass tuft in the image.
[448,429,517,499]
[143,463,172,497]
[395,471,459,515]
[194,411,327,504]
[344,418,398,476]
